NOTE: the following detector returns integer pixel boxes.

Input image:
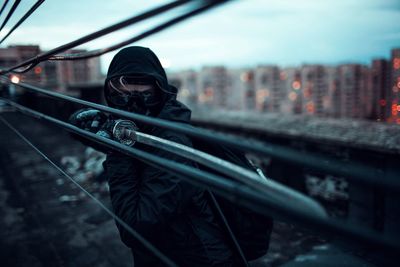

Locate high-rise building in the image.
[254,66,282,112]
[197,66,231,109]
[337,64,371,119]
[0,45,42,84]
[0,45,102,92]
[148,47,400,122]
[369,59,389,121]
[228,68,255,111]
[55,49,102,92]
[281,67,302,114]
[300,65,331,116]
[328,70,341,118]
[387,48,400,124]
[324,67,339,117]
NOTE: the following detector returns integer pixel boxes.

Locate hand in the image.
[69,108,109,134]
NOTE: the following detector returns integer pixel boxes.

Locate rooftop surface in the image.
[192,109,400,155]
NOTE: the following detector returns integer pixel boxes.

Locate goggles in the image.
[108,75,157,95]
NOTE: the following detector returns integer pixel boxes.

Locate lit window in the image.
[306,101,315,114]
[394,58,400,70]
[280,71,287,80]
[256,89,269,102]
[292,81,301,90]
[288,92,297,101]
[34,66,42,75]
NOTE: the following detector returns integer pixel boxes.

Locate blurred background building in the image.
[171,48,400,124]
[1,45,399,124]
[388,48,400,124]
[0,45,103,93]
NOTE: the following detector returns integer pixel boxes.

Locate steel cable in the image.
[0,0,190,74]
[0,0,45,45]
[1,98,400,254]
[0,0,230,74]
[0,0,21,33]
[0,115,179,267]
[0,0,10,18]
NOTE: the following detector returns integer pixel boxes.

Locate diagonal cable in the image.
[0,0,10,17]
[2,0,231,73]
[0,0,193,74]
[0,0,21,33]
[0,115,178,267]
[0,0,45,45]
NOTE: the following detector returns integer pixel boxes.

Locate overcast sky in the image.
[0,0,399,73]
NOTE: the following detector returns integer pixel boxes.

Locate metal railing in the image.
[1,93,399,255]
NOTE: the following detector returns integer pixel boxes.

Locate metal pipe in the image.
[1,79,395,192]
[2,98,400,253]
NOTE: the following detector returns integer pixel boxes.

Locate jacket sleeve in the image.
[102,134,200,248]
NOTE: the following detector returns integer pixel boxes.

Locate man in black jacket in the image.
[71,46,237,266]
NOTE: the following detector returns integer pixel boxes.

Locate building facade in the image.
[0,45,102,93]
[167,48,399,123]
[254,66,282,112]
[369,59,390,121]
[387,48,400,123]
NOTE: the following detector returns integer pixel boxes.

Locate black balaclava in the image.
[104,46,173,116]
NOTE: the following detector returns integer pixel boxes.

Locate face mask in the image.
[107,87,161,115]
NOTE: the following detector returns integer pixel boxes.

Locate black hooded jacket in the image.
[102,47,236,267]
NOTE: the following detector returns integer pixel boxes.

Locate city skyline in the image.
[170,47,400,124]
[0,44,399,124]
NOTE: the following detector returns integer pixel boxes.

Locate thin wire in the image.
[0,0,10,18]
[48,0,230,61]
[208,191,249,266]
[2,98,400,254]
[0,0,45,45]
[0,0,21,33]
[1,78,394,192]
[0,115,178,267]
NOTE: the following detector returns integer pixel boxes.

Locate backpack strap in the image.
[207,190,249,267]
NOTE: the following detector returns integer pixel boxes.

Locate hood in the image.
[104,46,191,123]
[157,92,191,123]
